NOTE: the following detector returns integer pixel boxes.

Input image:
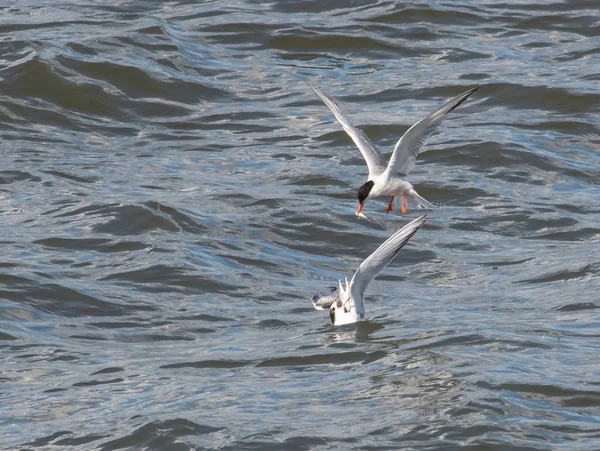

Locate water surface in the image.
[1,1,599,450]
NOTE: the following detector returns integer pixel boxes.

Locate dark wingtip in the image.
[460,86,479,99]
[467,86,480,96]
[446,86,479,113]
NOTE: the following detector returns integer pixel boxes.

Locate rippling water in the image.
[1,1,599,450]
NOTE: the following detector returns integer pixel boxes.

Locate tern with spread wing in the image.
[312,215,427,326]
[311,86,478,216]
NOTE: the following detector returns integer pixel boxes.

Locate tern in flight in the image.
[311,86,478,217]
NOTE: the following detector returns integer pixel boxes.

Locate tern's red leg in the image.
[401,195,407,214]
[385,196,394,214]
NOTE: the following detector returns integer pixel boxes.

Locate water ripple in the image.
[1,1,599,450]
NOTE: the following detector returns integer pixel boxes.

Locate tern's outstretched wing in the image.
[388,87,478,176]
[311,85,386,178]
[349,215,427,302]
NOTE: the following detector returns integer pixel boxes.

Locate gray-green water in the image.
[1,1,599,450]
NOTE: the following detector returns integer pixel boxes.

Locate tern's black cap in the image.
[357,181,374,204]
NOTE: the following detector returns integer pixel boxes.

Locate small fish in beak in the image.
[356,202,368,219]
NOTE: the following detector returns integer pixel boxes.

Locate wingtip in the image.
[445,86,479,113]
[404,214,427,230]
[415,214,428,228]
[307,82,323,98]
[461,86,479,99]
[414,214,428,226]
[467,86,480,97]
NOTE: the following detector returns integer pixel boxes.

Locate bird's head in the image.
[356,181,374,216]
[328,278,363,326]
[311,281,363,325]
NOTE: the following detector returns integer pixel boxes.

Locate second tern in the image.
[312,215,427,326]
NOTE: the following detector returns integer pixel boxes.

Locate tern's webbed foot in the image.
[385,196,394,214]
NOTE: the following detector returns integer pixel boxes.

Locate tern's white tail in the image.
[403,189,436,210]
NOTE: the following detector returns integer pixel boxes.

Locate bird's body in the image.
[312,215,427,325]
[311,86,478,215]
[369,172,413,198]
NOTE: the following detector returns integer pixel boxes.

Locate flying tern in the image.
[311,86,478,216]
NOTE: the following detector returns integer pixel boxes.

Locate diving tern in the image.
[312,215,427,326]
[311,86,478,216]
